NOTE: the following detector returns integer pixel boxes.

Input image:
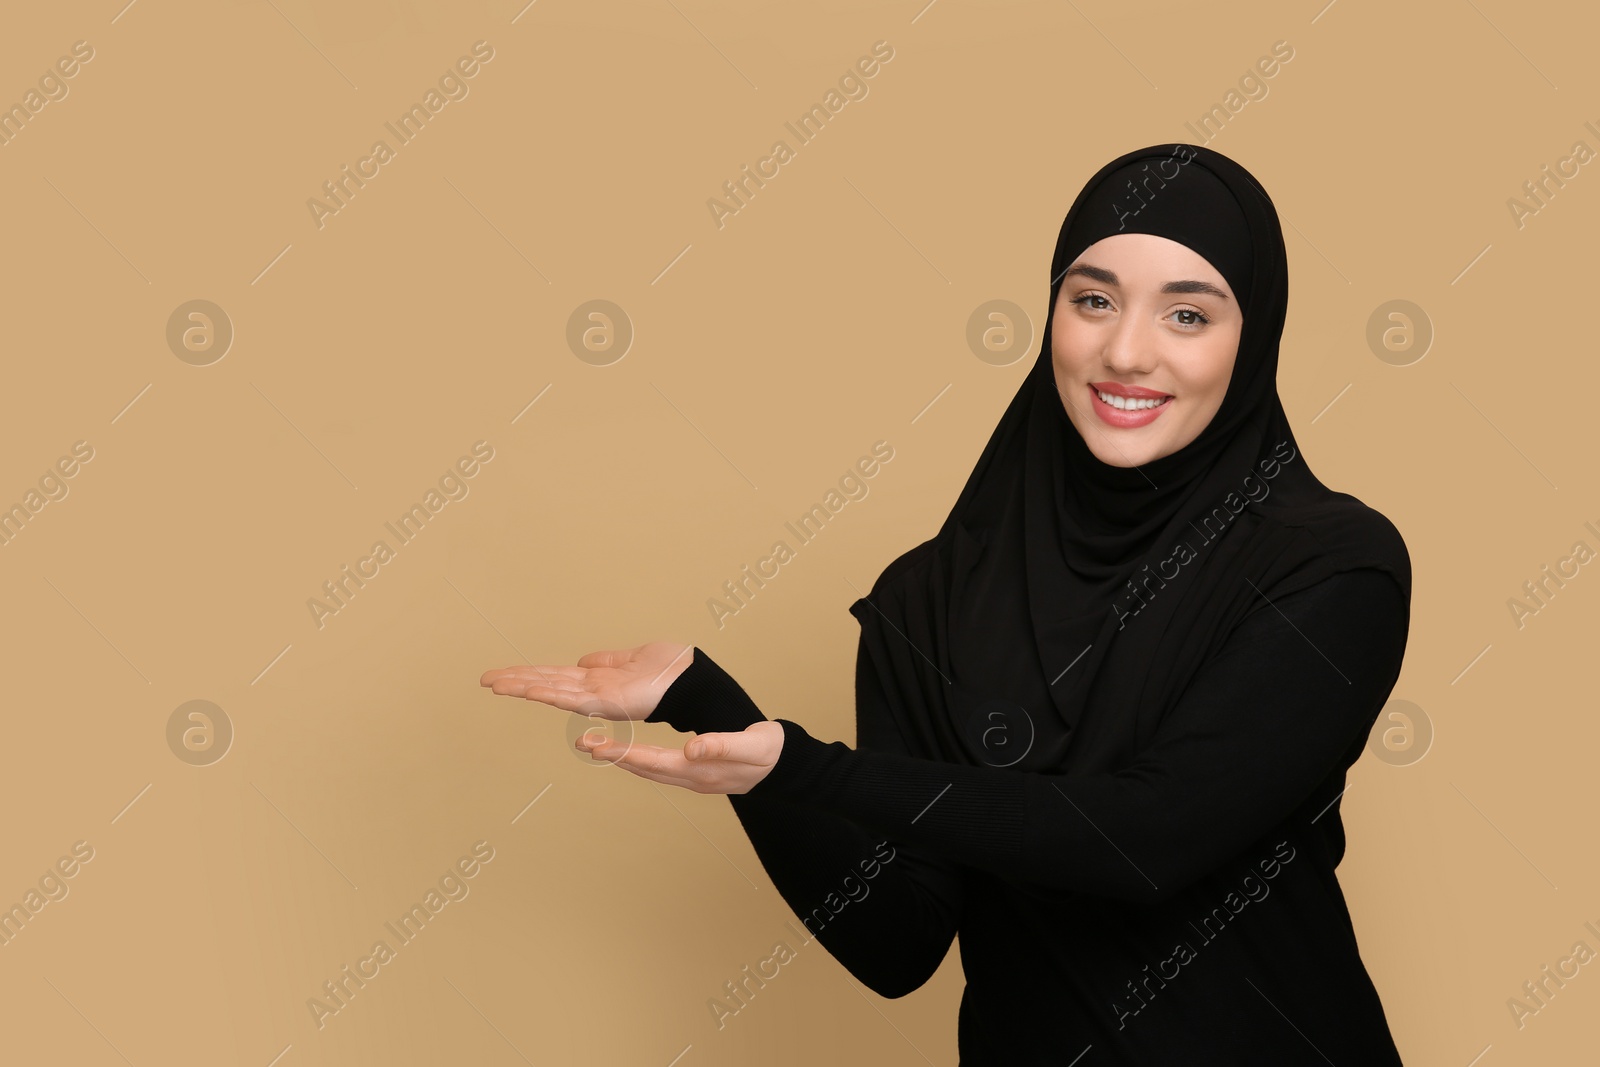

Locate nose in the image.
[1098,312,1160,379]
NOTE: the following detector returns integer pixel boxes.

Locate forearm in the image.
[661,568,1407,906]
[744,722,1163,901]
[722,791,962,997]
[647,649,963,997]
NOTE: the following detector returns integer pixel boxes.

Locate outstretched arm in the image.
[644,635,968,999]
[650,566,1407,907]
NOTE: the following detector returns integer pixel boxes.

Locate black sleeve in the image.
[645,636,967,999]
[657,567,1407,908]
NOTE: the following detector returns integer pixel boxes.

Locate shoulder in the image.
[1286,490,1408,568]
[1232,566,1409,689]
[1263,565,1406,627]
[848,535,939,619]
[879,535,940,585]
[1263,487,1412,614]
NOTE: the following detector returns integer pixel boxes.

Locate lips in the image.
[1090,380,1172,399]
[1088,383,1172,428]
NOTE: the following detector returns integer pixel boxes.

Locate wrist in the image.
[653,644,696,695]
[645,647,768,735]
[743,717,830,800]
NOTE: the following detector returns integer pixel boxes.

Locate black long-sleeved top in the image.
[646,566,1409,1064]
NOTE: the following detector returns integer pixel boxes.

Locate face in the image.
[1051,233,1243,468]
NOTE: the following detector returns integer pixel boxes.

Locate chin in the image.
[1098,450,1152,469]
[1096,438,1167,468]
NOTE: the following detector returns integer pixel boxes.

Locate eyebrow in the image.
[1062,263,1232,301]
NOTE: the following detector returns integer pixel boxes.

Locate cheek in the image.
[1188,335,1238,400]
[1050,319,1087,369]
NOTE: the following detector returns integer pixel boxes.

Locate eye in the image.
[1069,292,1213,330]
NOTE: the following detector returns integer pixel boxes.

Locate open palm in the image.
[478,640,693,721]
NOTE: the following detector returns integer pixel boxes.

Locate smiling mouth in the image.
[1092,388,1172,411]
[1086,384,1174,428]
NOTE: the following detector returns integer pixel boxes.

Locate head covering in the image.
[848,142,1411,779]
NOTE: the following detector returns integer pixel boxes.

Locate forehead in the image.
[1070,233,1225,280]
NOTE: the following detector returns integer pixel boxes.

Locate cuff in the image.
[743,717,846,801]
[644,647,767,735]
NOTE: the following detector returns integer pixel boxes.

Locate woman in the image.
[482,142,1412,1063]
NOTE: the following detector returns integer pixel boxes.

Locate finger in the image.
[584,737,688,777]
[575,648,632,669]
[685,730,770,765]
[587,737,755,794]
[483,672,573,694]
[610,759,705,790]
[486,676,585,698]
[484,680,588,705]
[581,739,699,788]
[480,665,583,686]
[579,734,657,761]
[496,684,618,719]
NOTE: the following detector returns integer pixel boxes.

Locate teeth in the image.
[1096,389,1170,411]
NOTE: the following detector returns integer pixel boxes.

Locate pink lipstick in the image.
[1088,381,1173,429]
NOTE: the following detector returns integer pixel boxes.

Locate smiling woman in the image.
[1052,234,1244,468]
[481,142,1415,1065]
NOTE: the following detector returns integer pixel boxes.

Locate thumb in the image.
[576,648,628,668]
[686,734,734,761]
[686,729,769,765]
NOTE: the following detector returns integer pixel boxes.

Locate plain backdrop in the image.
[0,0,1595,1063]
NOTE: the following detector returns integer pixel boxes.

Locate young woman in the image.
[482,142,1412,1064]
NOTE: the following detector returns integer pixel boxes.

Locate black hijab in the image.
[848,142,1411,777]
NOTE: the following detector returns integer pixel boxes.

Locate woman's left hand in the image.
[576,721,785,795]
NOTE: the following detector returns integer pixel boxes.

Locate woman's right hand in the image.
[479,640,694,722]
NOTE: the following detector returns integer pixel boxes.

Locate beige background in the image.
[0,0,1595,1063]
